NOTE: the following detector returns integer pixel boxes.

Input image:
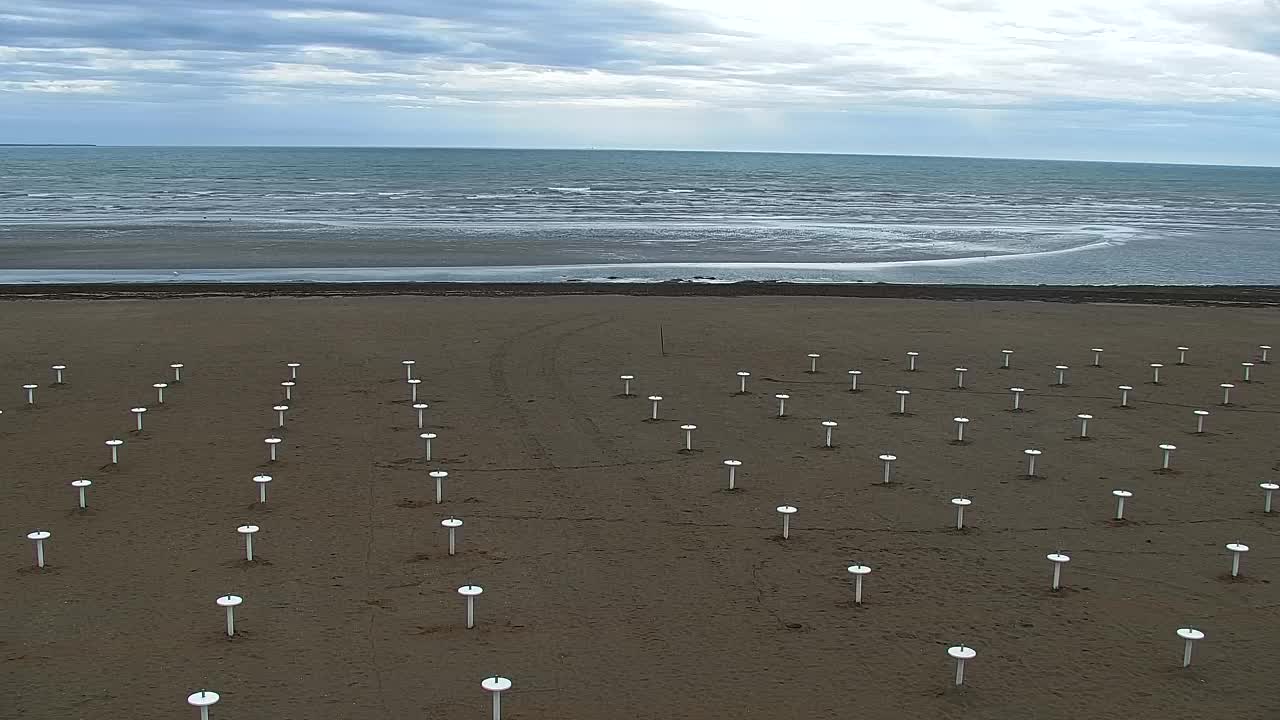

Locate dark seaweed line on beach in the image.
[2,282,1280,306]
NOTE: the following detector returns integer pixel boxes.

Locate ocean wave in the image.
[0,237,1125,285]
[2,148,1275,285]
[0,216,1141,247]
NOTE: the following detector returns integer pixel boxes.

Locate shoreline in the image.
[2,281,1280,306]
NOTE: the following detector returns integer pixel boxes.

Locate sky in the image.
[2,0,1280,164]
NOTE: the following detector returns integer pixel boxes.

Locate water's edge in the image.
[3,282,1278,307]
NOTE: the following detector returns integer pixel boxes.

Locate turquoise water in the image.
[1,147,1277,283]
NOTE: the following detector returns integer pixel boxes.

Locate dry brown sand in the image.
[2,295,1278,720]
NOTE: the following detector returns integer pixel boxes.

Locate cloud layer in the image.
[3,0,1280,160]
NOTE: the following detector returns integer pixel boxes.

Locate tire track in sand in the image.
[487,314,616,467]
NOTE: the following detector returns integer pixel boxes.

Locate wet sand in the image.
[2,294,1278,719]
[4,282,1280,306]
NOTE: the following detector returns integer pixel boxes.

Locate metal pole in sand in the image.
[442,517,462,555]
[238,525,259,561]
[430,471,448,504]
[105,438,123,464]
[27,530,50,568]
[1262,483,1279,513]
[879,454,897,484]
[680,424,697,451]
[821,420,838,448]
[951,498,971,528]
[187,690,219,720]
[1226,543,1249,577]
[482,677,511,720]
[723,460,741,490]
[1024,449,1042,477]
[1048,552,1070,590]
[1177,628,1204,668]
[948,645,976,686]
[777,505,797,539]
[1009,387,1025,411]
[1076,414,1093,439]
[459,585,483,629]
[72,479,91,509]
[847,564,871,603]
[216,595,243,637]
[895,389,911,415]
[1054,365,1069,386]
[253,474,272,503]
[1112,490,1132,520]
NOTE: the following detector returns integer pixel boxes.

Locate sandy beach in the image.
[3,293,1278,719]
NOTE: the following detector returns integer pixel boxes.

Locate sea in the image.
[1,146,1278,284]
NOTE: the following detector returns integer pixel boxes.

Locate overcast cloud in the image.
[2,0,1279,163]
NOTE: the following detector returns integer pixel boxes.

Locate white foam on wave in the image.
[0,237,1125,285]
[481,237,1123,273]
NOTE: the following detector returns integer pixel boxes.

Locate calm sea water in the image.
[1,147,1278,284]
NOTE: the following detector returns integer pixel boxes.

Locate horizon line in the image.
[5,144,1277,170]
